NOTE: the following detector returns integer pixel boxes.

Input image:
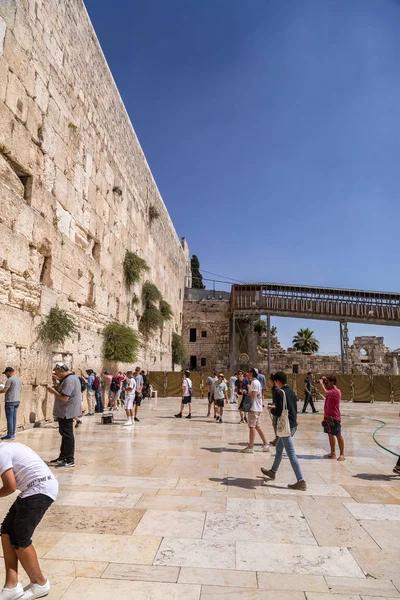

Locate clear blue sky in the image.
[84,0,400,352]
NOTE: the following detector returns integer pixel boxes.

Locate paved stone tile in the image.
[350,548,400,580]
[226,497,303,516]
[358,520,400,549]
[203,512,316,544]
[56,490,143,508]
[135,494,226,512]
[101,564,180,582]
[43,533,161,564]
[39,505,145,535]
[200,588,305,599]
[344,503,400,521]
[300,499,379,548]
[324,575,400,597]
[154,538,236,569]
[267,483,351,497]
[61,577,201,599]
[343,486,400,504]
[257,573,328,592]
[236,543,365,577]
[178,567,257,588]
[133,509,205,538]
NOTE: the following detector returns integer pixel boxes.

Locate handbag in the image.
[276,389,291,437]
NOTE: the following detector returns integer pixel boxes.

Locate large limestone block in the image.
[0,56,7,103]
[0,153,24,195]
[0,223,29,274]
[5,69,28,123]
[0,304,32,346]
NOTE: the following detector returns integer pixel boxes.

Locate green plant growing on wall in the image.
[37,307,78,345]
[123,251,149,287]
[142,281,162,306]
[131,293,139,307]
[139,306,164,336]
[149,205,160,224]
[160,299,173,322]
[172,332,186,367]
[103,322,140,362]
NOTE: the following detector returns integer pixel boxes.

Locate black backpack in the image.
[79,377,87,393]
[110,376,120,393]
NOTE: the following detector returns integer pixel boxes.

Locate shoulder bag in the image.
[276,389,291,437]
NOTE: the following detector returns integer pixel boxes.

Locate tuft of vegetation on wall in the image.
[103,322,140,362]
[123,251,149,287]
[37,307,78,345]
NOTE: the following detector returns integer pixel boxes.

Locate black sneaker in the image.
[175,413,182,418]
[56,460,75,468]
[218,418,223,423]
[185,414,192,419]
[312,410,319,414]
[48,458,63,465]
[134,417,139,422]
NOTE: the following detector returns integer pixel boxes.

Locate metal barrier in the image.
[148,372,400,402]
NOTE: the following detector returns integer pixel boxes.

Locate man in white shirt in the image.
[241,368,270,454]
[229,373,237,404]
[0,442,58,599]
[175,370,193,419]
[205,370,218,418]
[133,367,144,422]
[123,371,137,427]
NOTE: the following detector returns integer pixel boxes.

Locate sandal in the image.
[323,454,335,459]
[337,456,346,462]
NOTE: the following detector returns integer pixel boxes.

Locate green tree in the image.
[292,328,319,353]
[254,318,267,334]
[171,332,186,369]
[190,255,205,289]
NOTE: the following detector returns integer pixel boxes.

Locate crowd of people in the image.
[0,362,398,599]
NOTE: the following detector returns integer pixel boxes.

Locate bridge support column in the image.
[340,321,350,374]
[267,314,271,373]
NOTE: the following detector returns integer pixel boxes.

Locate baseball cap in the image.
[2,367,14,374]
[135,366,141,371]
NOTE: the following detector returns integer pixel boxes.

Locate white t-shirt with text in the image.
[0,442,59,501]
[249,378,263,412]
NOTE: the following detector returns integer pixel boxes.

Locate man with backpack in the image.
[93,372,103,413]
[175,370,193,419]
[109,372,124,410]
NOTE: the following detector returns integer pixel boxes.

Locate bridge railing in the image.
[230,284,400,323]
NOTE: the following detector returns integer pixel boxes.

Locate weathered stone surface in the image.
[0,0,191,431]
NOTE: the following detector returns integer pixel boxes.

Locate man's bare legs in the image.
[327,433,345,459]
[2,534,18,589]
[2,535,46,589]
[248,425,268,449]
[16,545,46,586]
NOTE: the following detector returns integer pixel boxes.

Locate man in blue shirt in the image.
[84,369,95,416]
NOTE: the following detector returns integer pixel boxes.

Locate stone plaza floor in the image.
[1,397,399,599]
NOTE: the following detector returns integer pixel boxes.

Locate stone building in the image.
[182,292,230,371]
[0,0,189,427]
[183,292,399,375]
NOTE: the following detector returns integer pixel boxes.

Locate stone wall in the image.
[0,0,189,428]
[182,299,230,371]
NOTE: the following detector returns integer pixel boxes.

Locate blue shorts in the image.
[182,396,192,405]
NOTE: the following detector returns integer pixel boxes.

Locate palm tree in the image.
[292,328,319,353]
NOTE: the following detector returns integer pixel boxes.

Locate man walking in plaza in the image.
[206,369,218,418]
[261,372,307,490]
[302,371,318,414]
[46,363,81,468]
[229,373,237,404]
[213,373,228,423]
[0,441,58,599]
[320,374,345,461]
[123,370,136,426]
[133,367,143,422]
[241,368,269,453]
[0,368,22,441]
[175,370,193,419]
